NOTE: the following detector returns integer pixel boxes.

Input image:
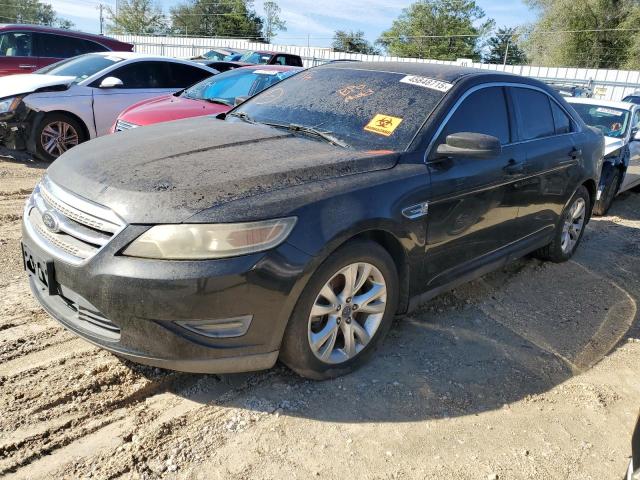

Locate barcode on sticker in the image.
[400,75,453,92]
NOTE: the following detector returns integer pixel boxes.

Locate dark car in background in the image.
[193,60,247,73]
[21,62,601,380]
[0,24,133,76]
[238,50,304,67]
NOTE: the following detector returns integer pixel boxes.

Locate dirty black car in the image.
[21,62,603,379]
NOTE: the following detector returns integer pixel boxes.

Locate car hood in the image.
[119,94,229,126]
[604,136,625,156]
[47,117,399,224]
[0,74,76,98]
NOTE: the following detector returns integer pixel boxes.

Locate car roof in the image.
[237,65,302,72]
[90,52,210,64]
[567,97,637,110]
[314,61,510,84]
[0,23,127,45]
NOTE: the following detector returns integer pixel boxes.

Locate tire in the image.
[534,185,590,263]
[279,240,399,380]
[33,113,86,162]
[593,168,620,216]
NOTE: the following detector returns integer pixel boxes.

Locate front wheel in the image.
[534,185,590,263]
[33,113,86,162]
[279,241,399,380]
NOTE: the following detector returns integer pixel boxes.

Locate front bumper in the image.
[22,220,313,374]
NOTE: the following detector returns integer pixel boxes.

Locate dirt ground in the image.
[0,150,639,480]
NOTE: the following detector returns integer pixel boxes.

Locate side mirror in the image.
[234,96,248,106]
[99,76,124,89]
[632,128,640,141]
[436,132,502,159]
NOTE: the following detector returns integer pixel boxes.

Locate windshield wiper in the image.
[264,122,348,148]
[226,111,255,123]
[205,98,233,106]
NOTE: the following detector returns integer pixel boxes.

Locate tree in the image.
[0,0,73,28]
[377,0,494,61]
[170,0,263,40]
[483,27,527,65]
[263,1,286,43]
[106,0,166,35]
[523,0,640,69]
[332,30,380,55]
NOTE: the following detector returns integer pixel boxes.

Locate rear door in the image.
[0,31,37,75]
[425,86,525,288]
[509,87,578,238]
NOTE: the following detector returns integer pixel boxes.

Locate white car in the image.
[568,97,640,215]
[0,52,218,161]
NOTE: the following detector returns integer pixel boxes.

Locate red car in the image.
[113,65,301,131]
[0,24,133,76]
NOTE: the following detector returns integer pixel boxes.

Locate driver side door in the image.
[621,108,640,191]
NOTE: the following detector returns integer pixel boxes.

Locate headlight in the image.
[0,96,22,114]
[123,217,297,259]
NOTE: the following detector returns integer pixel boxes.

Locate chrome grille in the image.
[115,120,139,132]
[24,176,125,265]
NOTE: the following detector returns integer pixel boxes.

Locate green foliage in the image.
[170,0,264,40]
[484,27,528,65]
[523,0,640,69]
[332,30,380,54]
[106,0,166,35]
[263,1,286,42]
[377,0,494,61]
[0,0,73,29]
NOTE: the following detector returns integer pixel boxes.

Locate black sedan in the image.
[21,62,602,379]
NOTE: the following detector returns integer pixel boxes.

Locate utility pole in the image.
[98,3,105,35]
[503,36,511,66]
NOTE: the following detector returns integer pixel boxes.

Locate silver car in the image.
[0,52,218,161]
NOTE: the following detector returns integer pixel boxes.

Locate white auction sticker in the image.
[253,69,278,75]
[400,75,453,92]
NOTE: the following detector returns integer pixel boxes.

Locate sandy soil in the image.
[0,151,639,480]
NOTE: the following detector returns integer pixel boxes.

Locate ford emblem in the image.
[42,210,60,233]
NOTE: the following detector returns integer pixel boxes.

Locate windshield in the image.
[203,50,227,61]
[571,103,631,138]
[234,67,449,150]
[240,52,272,64]
[182,68,298,105]
[36,54,124,84]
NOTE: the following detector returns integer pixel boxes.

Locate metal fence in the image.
[114,34,640,101]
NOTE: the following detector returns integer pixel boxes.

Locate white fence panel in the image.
[114,34,640,101]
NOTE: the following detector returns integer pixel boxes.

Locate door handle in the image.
[19,64,37,69]
[504,159,525,175]
[569,148,582,159]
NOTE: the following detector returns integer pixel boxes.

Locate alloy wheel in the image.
[40,121,79,158]
[307,262,387,364]
[561,197,586,254]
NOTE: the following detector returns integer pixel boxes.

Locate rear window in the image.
[236,67,450,151]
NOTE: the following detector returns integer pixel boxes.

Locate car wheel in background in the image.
[534,185,590,263]
[33,113,86,162]
[593,167,621,216]
[280,241,399,380]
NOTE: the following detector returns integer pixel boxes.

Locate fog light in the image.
[176,315,252,338]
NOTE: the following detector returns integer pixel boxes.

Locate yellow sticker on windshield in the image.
[364,114,403,136]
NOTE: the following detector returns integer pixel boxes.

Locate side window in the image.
[274,55,287,65]
[106,61,170,88]
[439,87,511,145]
[36,34,109,58]
[0,32,33,57]
[551,101,572,134]
[511,88,555,140]
[164,63,212,88]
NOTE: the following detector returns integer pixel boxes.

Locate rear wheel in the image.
[535,185,590,263]
[279,241,399,380]
[33,113,86,162]
[593,167,620,216]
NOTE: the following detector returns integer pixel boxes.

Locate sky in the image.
[47,0,537,47]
